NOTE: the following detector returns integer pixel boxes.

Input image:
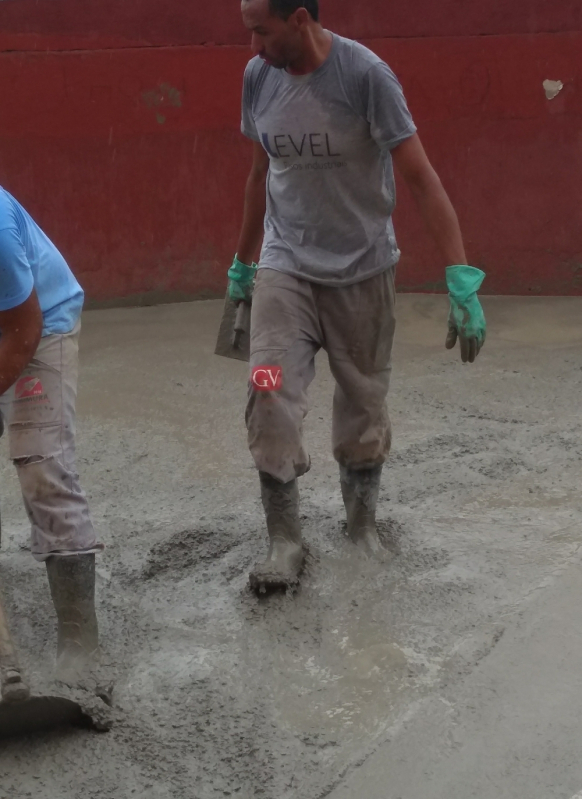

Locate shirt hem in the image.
[41,306,83,337]
[257,255,399,288]
[381,124,418,151]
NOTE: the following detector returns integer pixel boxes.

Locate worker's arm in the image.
[392,133,486,363]
[0,289,43,396]
[235,141,269,266]
[227,141,270,302]
[392,133,467,266]
[0,223,43,393]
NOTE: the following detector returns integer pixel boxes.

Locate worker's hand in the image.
[445,266,486,364]
[227,255,257,303]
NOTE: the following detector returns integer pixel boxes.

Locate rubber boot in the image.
[45,554,99,685]
[249,473,305,593]
[340,465,383,556]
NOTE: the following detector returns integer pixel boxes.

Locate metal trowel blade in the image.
[0,694,95,739]
[214,295,250,363]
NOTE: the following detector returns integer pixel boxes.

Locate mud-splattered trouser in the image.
[0,321,102,561]
[246,267,396,484]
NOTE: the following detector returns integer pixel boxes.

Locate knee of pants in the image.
[14,454,99,560]
[14,454,76,504]
[246,376,308,433]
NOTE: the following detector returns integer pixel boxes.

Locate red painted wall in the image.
[0,1,580,300]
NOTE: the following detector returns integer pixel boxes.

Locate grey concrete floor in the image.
[1,295,582,799]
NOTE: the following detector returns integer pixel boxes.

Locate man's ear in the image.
[293,7,311,28]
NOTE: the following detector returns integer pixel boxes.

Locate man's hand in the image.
[0,288,42,396]
[445,266,486,363]
[227,255,257,302]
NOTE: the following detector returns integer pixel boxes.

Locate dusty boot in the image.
[340,465,383,556]
[249,473,305,593]
[45,554,99,686]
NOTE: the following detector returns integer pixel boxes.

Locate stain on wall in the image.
[141,83,183,124]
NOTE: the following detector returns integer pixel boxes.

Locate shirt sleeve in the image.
[241,62,260,142]
[0,226,34,311]
[365,62,417,151]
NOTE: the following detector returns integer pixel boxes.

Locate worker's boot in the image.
[45,554,99,686]
[340,465,383,556]
[249,472,305,592]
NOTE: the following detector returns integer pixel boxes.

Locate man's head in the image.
[242,0,320,70]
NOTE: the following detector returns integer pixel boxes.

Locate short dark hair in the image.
[269,0,319,22]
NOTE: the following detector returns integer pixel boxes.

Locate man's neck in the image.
[286,27,333,76]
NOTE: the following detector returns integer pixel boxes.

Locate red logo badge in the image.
[15,377,44,400]
[251,366,283,392]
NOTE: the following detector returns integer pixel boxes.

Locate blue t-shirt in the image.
[0,189,84,336]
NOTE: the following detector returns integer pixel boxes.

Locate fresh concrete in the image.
[1,295,582,799]
[327,560,582,799]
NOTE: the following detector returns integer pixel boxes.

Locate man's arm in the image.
[0,289,43,396]
[236,141,270,266]
[392,133,486,363]
[392,133,467,267]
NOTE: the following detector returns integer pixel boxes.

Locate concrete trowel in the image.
[215,297,251,362]
[0,413,102,739]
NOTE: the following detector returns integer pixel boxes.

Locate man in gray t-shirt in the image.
[241,30,415,285]
[229,0,486,593]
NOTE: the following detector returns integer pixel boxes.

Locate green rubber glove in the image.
[445,265,486,363]
[227,255,257,302]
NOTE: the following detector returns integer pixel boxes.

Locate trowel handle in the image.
[233,301,251,350]
[0,594,30,703]
[234,301,251,334]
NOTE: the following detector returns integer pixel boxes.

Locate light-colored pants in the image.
[246,268,396,484]
[0,322,102,561]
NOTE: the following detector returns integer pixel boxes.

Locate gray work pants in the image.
[246,267,396,484]
[0,322,102,561]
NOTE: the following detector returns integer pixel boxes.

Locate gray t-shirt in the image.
[241,34,416,286]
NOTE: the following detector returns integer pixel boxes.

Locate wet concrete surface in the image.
[1,295,582,798]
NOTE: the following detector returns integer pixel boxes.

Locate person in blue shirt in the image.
[0,187,102,684]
